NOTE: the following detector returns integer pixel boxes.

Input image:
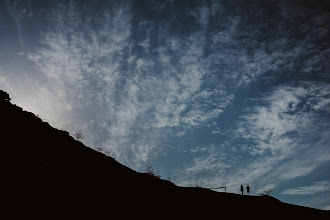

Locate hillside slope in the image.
[0,90,328,218]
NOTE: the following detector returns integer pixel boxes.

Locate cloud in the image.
[237,82,330,157]
[177,131,185,137]
[172,81,330,194]
[21,1,238,170]
[25,1,140,165]
[323,205,330,211]
[275,130,330,180]
[235,82,330,184]
[282,181,330,195]
[173,145,231,187]
[146,31,232,130]
[188,5,209,28]
[6,0,32,48]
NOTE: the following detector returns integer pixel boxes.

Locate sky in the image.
[0,0,330,210]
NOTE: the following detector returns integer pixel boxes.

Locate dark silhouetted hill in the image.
[0,90,329,218]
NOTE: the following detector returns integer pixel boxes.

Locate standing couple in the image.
[240,184,250,195]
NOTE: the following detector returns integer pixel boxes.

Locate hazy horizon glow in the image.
[0,0,329,210]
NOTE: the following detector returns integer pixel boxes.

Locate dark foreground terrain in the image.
[0,90,329,218]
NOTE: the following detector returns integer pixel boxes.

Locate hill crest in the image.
[0,90,328,218]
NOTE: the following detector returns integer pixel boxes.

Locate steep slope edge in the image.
[0,90,328,218]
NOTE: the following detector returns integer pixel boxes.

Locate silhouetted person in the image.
[246,184,250,195]
[240,184,244,195]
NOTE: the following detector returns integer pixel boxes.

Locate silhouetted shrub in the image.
[144,165,160,178]
[260,190,272,196]
[73,131,84,141]
[96,147,114,158]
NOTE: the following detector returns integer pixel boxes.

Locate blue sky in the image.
[0,0,330,210]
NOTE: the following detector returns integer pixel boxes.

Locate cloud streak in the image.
[6,0,32,49]
[282,181,330,195]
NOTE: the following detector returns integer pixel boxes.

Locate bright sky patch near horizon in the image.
[0,0,329,210]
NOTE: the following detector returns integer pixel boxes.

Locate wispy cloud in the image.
[282,181,330,195]
[22,1,237,170]
[173,82,330,194]
[6,0,32,49]
[237,82,330,157]
[189,5,209,28]
[233,82,330,185]
[25,1,139,165]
